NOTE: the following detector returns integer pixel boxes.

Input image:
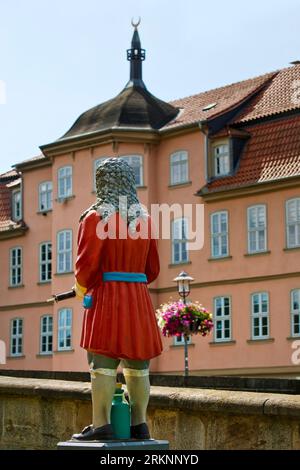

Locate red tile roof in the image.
[234,64,300,123]
[163,71,277,130]
[202,115,300,194]
[0,169,19,181]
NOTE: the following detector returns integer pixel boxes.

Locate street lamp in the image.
[173,271,194,378]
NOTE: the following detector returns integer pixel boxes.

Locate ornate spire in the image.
[127,18,145,88]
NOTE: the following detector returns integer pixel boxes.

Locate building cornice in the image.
[149,270,300,294]
[14,157,52,172]
[40,128,160,157]
[0,300,50,311]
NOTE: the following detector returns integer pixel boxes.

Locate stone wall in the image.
[0,376,300,450]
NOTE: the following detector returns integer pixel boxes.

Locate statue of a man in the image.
[72,158,162,441]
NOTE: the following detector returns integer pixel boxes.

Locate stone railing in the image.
[0,376,300,450]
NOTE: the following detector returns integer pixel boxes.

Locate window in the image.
[10,318,23,356]
[12,189,22,221]
[286,198,300,248]
[39,181,52,211]
[93,157,107,190]
[214,297,231,342]
[170,151,189,185]
[57,230,72,273]
[39,242,52,282]
[211,211,229,258]
[291,289,300,337]
[10,247,22,286]
[247,205,267,253]
[120,155,143,186]
[213,144,230,176]
[40,315,53,354]
[58,166,72,199]
[172,218,188,264]
[251,292,269,339]
[173,335,191,346]
[58,308,72,350]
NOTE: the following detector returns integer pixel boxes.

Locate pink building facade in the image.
[1,29,300,376]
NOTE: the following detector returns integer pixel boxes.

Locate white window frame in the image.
[12,189,22,221]
[213,143,230,176]
[291,289,300,338]
[58,308,72,351]
[247,205,267,254]
[10,318,23,357]
[120,155,143,187]
[251,292,269,339]
[57,230,72,274]
[286,198,300,248]
[171,218,189,264]
[39,181,53,211]
[214,296,232,342]
[93,157,108,191]
[170,151,189,185]
[57,166,72,199]
[173,335,192,346]
[40,315,53,355]
[39,242,52,282]
[10,247,22,286]
[211,211,229,258]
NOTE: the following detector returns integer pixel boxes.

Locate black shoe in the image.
[72,424,114,441]
[131,422,150,440]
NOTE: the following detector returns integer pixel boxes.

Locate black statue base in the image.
[57,438,169,450]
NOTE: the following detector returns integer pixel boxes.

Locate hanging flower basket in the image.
[156,300,213,338]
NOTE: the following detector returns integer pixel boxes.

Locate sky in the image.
[0,0,300,173]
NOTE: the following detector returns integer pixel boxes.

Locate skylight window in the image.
[202,102,217,112]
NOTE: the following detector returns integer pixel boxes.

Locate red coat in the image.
[75,210,163,360]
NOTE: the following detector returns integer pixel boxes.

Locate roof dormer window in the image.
[12,189,22,221]
[213,143,230,177]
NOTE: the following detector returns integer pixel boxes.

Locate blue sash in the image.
[102,272,147,283]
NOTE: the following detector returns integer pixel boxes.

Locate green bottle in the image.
[111,383,131,439]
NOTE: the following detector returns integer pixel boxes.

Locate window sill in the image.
[55,195,75,203]
[54,271,74,276]
[209,340,236,346]
[247,338,275,344]
[168,181,192,189]
[6,355,25,359]
[170,343,195,349]
[168,261,192,268]
[36,353,53,358]
[8,284,25,289]
[37,209,52,215]
[208,256,232,262]
[244,251,271,257]
[283,246,300,252]
[136,185,147,190]
[37,280,52,285]
[286,336,300,340]
[53,349,74,354]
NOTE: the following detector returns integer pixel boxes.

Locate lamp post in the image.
[173,271,194,378]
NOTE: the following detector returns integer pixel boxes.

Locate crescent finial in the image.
[131,17,141,29]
